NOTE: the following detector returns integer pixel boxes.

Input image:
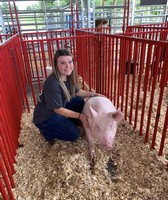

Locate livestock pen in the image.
[0,25,168,199]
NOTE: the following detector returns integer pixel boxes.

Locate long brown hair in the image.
[53,49,77,101]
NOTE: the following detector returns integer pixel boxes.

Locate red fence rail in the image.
[0,34,13,43]
[120,29,168,41]
[21,34,96,105]
[0,35,28,199]
[21,29,167,164]
[116,29,168,85]
[0,27,167,198]
[126,22,168,33]
[76,30,168,159]
[22,30,73,40]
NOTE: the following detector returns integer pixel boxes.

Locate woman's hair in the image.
[53,49,77,101]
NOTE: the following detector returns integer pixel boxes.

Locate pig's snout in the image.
[100,135,115,151]
[103,145,113,152]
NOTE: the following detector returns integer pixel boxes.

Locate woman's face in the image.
[57,55,74,80]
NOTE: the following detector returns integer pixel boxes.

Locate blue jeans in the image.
[35,96,84,141]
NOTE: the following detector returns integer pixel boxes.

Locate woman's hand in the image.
[79,113,89,128]
[76,89,107,99]
[93,93,107,98]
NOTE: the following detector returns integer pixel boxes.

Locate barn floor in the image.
[13,107,168,200]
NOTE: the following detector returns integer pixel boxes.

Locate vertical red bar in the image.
[88,36,92,90]
[107,36,112,98]
[125,40,133,118]
[95,35,100,93]
[0,111,16,173]
[144,45,161,143]
[151,48,168,149]
[134,43,146,131]
[0,159,15,200]
[0,137,15,188]
[15,46,30,112]
[118,38,125,111]
[22,40,37,105]
[110,37,114,101]
[159,107,168,156]
[0,178,9,200]
[113,37,118,106]
[101,34,105,94]
[129,41,138,124]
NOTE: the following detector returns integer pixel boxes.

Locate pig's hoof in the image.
[90,150,95,160]
[107,158,117,179]
[48,140,56,146]
[90,158,95,175]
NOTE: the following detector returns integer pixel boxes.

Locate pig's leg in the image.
[84,127,95,161]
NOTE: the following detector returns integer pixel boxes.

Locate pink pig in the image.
[82,96,124,161]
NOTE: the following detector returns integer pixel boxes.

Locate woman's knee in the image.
[65,96,84,113]
[67,126,80,141]
[75,96,85,107]
[35,122,80,142]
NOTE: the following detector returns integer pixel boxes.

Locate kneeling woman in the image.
[33,49,101,143]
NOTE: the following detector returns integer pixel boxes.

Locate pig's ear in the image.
[89,104,98,118]
[109,111,124,122]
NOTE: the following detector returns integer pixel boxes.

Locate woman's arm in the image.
[54,107,89,127]
[54,107,80,118]
[76,89,102,98]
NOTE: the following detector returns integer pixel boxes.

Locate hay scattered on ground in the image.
[13,108,168,200]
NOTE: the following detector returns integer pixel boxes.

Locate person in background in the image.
[33,49,102,144]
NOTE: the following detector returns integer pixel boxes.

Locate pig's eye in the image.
[110,125,113,129]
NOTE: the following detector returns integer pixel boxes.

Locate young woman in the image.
[33,49,101,144]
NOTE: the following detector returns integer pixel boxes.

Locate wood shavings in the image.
[13,109,168,200]
[13,76,168,199]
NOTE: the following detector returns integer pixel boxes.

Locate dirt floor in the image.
[13,106,168,200]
